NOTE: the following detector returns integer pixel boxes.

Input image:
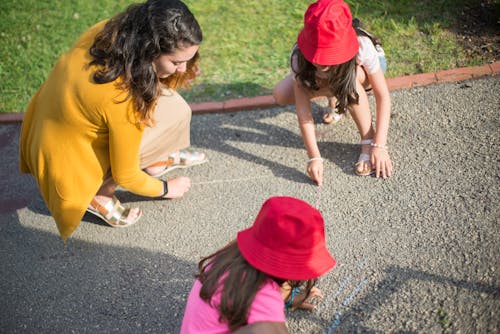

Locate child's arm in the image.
[281,282,324,311]
[293,80,324,186]
[368,69,393,178]
[233,322,288,334]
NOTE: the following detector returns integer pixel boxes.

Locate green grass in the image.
[0,0,489,113]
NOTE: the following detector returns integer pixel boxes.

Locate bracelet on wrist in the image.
[307,157,324,164]
[370,143,388,150]
[160,180,168,197]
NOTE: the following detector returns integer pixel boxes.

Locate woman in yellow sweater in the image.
[19,0,207,241]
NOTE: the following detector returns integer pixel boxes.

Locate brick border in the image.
[1,61,498,123]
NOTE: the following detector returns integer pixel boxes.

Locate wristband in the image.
[307,157,324,164]
[160,180,168,197]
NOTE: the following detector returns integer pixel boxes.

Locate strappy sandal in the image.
[322,110,344,125]
[147,149,208,178]
[86,196,141,227]
[355,139,375,176]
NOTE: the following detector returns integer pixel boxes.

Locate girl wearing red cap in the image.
[180,196,336,333]
[273,0,393,182]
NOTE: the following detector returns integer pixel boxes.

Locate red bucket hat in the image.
[237,196,336,281]
[297,0,359,65]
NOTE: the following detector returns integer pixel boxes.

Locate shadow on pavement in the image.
[288,264,499,333]
[191,108,308,183]
[0,218,195,334]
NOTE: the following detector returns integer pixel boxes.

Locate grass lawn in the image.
[0,0,493,113]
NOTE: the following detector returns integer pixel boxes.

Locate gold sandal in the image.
[322,110,344,124]
[86,196,141,227]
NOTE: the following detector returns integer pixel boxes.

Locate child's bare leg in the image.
[273,74,295,105]
[323,96,344,124]
[349,66,375,174]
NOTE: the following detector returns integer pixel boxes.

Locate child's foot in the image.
[355,139,374,176]
[322,110,344,124]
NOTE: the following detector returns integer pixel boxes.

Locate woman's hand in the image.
[163,176,191,198]
[371,147,393,178]
[307,160,323,186]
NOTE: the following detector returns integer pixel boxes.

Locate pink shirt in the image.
[180,278,286,333]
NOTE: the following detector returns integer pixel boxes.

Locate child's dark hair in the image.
[89,0,202,125]
[196,241,317,331]
[293,18,382,115]
[352,18,381,47]
[292,47,358,114]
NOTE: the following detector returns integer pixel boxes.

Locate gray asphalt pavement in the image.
[0,76,498,333]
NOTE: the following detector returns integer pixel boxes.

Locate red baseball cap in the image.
[237,196,336,281]
[297,0,359,65]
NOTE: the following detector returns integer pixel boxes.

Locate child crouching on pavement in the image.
[273,0,393,182]
[180,196,336,333]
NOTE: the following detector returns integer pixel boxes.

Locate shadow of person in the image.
[0,123,51,217]
[318,141,363,176]
[190,106,312,185]
[187,100,365,181]
[286,264,500,333]
[324,265,499,332]
[0,214,197,334]
[4,100,362,225]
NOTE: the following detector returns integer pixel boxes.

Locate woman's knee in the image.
[156,89,191,123]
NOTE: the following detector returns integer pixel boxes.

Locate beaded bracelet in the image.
[307,157,324,164]
[370,143,388,150]
[285,287,301,309]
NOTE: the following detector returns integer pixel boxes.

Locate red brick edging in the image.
[1,61,498,123]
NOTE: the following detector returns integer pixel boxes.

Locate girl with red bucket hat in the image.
[273,0,393,182]
[180,196,336,333]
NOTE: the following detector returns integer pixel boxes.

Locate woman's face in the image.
[153,44,199,79]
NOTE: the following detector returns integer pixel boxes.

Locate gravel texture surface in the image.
[0,76,498,333]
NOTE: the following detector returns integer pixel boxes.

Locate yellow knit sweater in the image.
[19,21,163,240]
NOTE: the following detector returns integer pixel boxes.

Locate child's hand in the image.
[289,286,324,311]
[307,160,323,186]
[371,147,393,178]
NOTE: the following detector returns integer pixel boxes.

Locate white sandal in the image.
[322,110,344,124]
[146,149,208,178]
[355,139,374,176]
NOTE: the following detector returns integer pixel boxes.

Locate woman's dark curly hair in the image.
[89,0,202,125]
[196,241,317,332]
